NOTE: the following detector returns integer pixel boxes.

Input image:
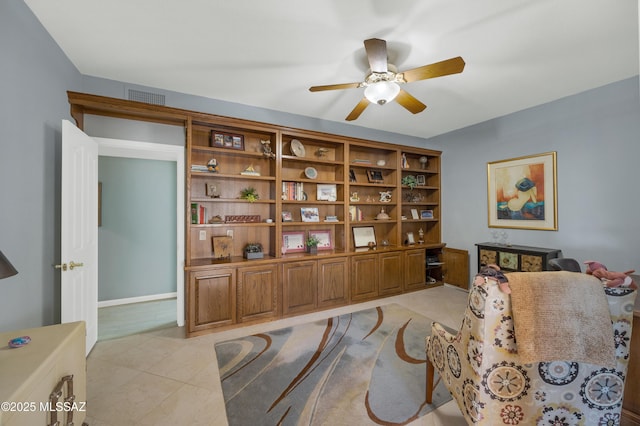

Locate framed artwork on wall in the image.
[487,151,557,230]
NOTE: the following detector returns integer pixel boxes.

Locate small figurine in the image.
[418,228,424,243]
[207,158,219,173]
[240,165,260,176]
[379,191,392,203]
[316,147,329,158]
[376,208,390,220]
[261,140,275,159]
[350,192,360,202]
[419,156,428,169]
[401,153,409,169]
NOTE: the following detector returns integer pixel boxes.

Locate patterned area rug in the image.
[214,303,452,425]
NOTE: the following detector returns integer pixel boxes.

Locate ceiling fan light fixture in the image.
[364,81,400,105]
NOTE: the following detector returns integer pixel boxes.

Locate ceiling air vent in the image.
[127,89,165,106]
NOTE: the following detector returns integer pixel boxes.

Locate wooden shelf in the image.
[65,91,442,338]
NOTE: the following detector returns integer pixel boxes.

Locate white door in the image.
[60,119,98,355]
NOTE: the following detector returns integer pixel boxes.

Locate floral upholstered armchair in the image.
[425,271,636,425]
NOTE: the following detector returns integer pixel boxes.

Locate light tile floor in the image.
[85,285,469,426]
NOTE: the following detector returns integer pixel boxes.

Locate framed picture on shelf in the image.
[212,236,233,259]
[416,175,426,186]
[300,207,320,222]
[317,184,337,201]
[210,131,244,151]
[352,226,376,248]
[366,169,384,183]
[309,229,333,250]
[282,211,293,222]
[349,169,356,182]
[420,210,434,219]
[406,232,416,245]
[487,151,557,230]
[411,208,419,219]
[206,183,219,198]
[282,231,305,253]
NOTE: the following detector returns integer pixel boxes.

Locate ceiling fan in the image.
[309,38,465,121]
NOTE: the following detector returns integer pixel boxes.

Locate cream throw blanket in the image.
[508,271,615,368]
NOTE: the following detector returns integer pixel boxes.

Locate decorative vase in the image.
[307,246,318,254]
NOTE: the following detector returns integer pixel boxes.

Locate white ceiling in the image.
[25,0,639,139]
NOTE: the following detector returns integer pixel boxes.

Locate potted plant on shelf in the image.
[240,187,259,202]
[306,235,320,254]
[243,242,264,260]
[401,175,418,190]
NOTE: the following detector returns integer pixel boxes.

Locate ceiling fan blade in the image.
[401,56,465,83]
[345,98,370,121]
[309,82,361,92]
[395,89,427,114]
[364,38,388,73]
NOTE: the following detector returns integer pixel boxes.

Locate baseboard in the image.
[98,292,177,308]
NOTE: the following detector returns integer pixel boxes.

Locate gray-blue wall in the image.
[0,0,81,331]
[98,157,177,301]
[429,77,640,281]
[1,0,638,331]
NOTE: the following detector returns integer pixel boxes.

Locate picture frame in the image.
[349,169,357,182]
[281,211,293,222]
[416,175,426,186]
[352,226,376,248]
[410,208,419,220]
[213,236,233,259]
[420,209,433,219]
[300,207,320,222]
[206,182,219,198]
[366,169,384,183]
[282,231,305,253]
[487,151,557,230]
[211,131,244,151]
[309,229,333,250]
[316,184,337,201]
[406,232,415,245]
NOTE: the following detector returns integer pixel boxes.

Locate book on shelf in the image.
[190,203,207,224]
[282,181,305,201]
[348,206,363,221]
[191,165,209,172]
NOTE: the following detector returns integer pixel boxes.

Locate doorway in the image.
[96,137,184,338]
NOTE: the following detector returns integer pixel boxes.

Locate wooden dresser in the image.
[0,321,87,426]
[622,282,640,426]
[475,242,561,272]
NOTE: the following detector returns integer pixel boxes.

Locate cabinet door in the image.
[282,261,318,316]
[404,249,426,290]
[442,247,469,290]
[187,268,236,334]
[379,251,403,295]
[351,254,378,301]
[318,257,349,308]
[237,264,278,322]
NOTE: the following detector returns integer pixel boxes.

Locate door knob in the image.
[54,263,68,271]
[69,261,84,270]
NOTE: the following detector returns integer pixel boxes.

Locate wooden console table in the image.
[475,242,561,272]
[0,321,87,426]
